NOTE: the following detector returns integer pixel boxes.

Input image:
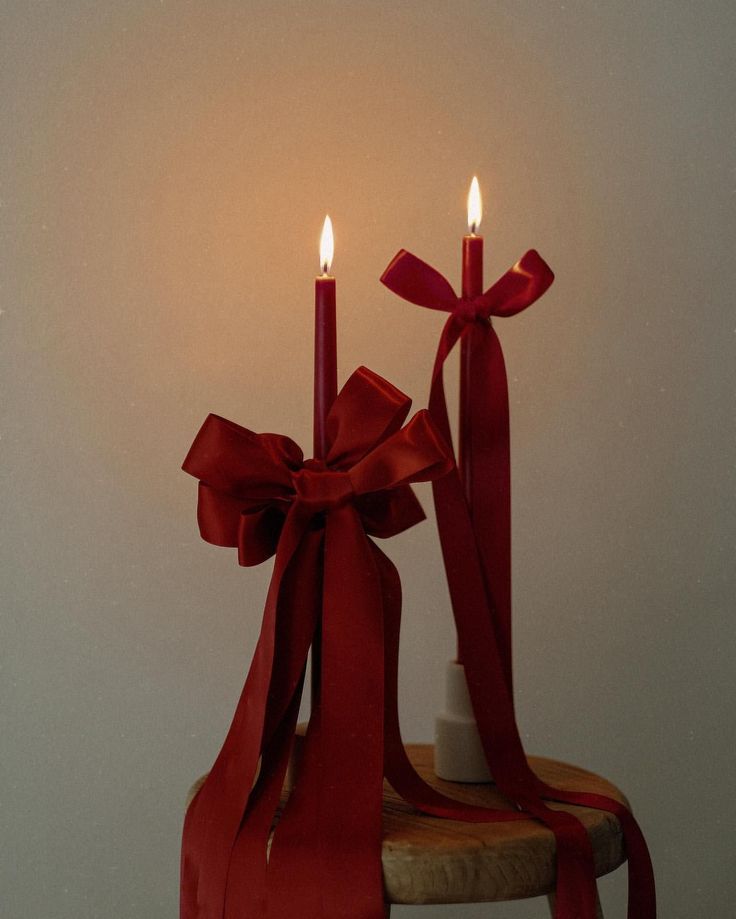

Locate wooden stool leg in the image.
[547,892,604,918]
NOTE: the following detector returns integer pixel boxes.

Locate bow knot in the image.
[292,466,354,512]
[455,295,492,325]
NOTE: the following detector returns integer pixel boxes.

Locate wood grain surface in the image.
[186,743,629,906]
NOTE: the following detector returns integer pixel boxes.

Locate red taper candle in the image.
[314,215,337,459]
[312,215,337,704]
[458,177,483,663]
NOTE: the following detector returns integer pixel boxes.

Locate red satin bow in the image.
[381,251,656,919]
[181,366,530,919]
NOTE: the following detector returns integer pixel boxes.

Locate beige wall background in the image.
[2,2,734,917]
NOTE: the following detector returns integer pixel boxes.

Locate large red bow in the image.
[381,252,656,919]
[180,366,531,919]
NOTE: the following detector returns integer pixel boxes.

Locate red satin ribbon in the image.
[180,366,530,919]
[381,250,656,919]
[382,247,554,692]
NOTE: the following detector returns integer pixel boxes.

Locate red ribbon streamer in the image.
[180,366,530,919]
[381,250,656,919]
[382,247,554,692]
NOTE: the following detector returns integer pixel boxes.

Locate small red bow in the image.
[382,247,554,324]
[381,247,554,690]
[180,366,481,919]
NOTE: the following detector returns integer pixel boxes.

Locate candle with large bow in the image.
[311,215,337,702]
[179,366,463,919]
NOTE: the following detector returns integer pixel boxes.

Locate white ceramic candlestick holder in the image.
[434,660,492,783]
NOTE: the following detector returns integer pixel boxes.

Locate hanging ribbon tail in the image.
[267,507,388,919]
[428,365,655,918]
[430,374,655,919]
[222,680,305,919]
[432,460,600,919]
[320,506,386,918]
[532,782,657,918]
[223,524,325,919]
[270,506,383,919]
[464,324,513,691]
[376,538,527,825]
[425,316,514,687]
[180,505,316,919]
[265,700,326,918]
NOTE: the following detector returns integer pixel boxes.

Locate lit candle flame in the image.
[467,176,482,235]
[319,215,334,275]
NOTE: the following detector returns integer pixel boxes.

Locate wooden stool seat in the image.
[381,745,627,905]
[187,744,628,911]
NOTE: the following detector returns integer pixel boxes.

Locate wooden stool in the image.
[187,744,627,917]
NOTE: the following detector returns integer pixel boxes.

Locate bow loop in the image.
[350,409,451,495]
[473,249,555,319]
[379,250,458,313]
[325,366,413,468]
[183,414,301,500]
